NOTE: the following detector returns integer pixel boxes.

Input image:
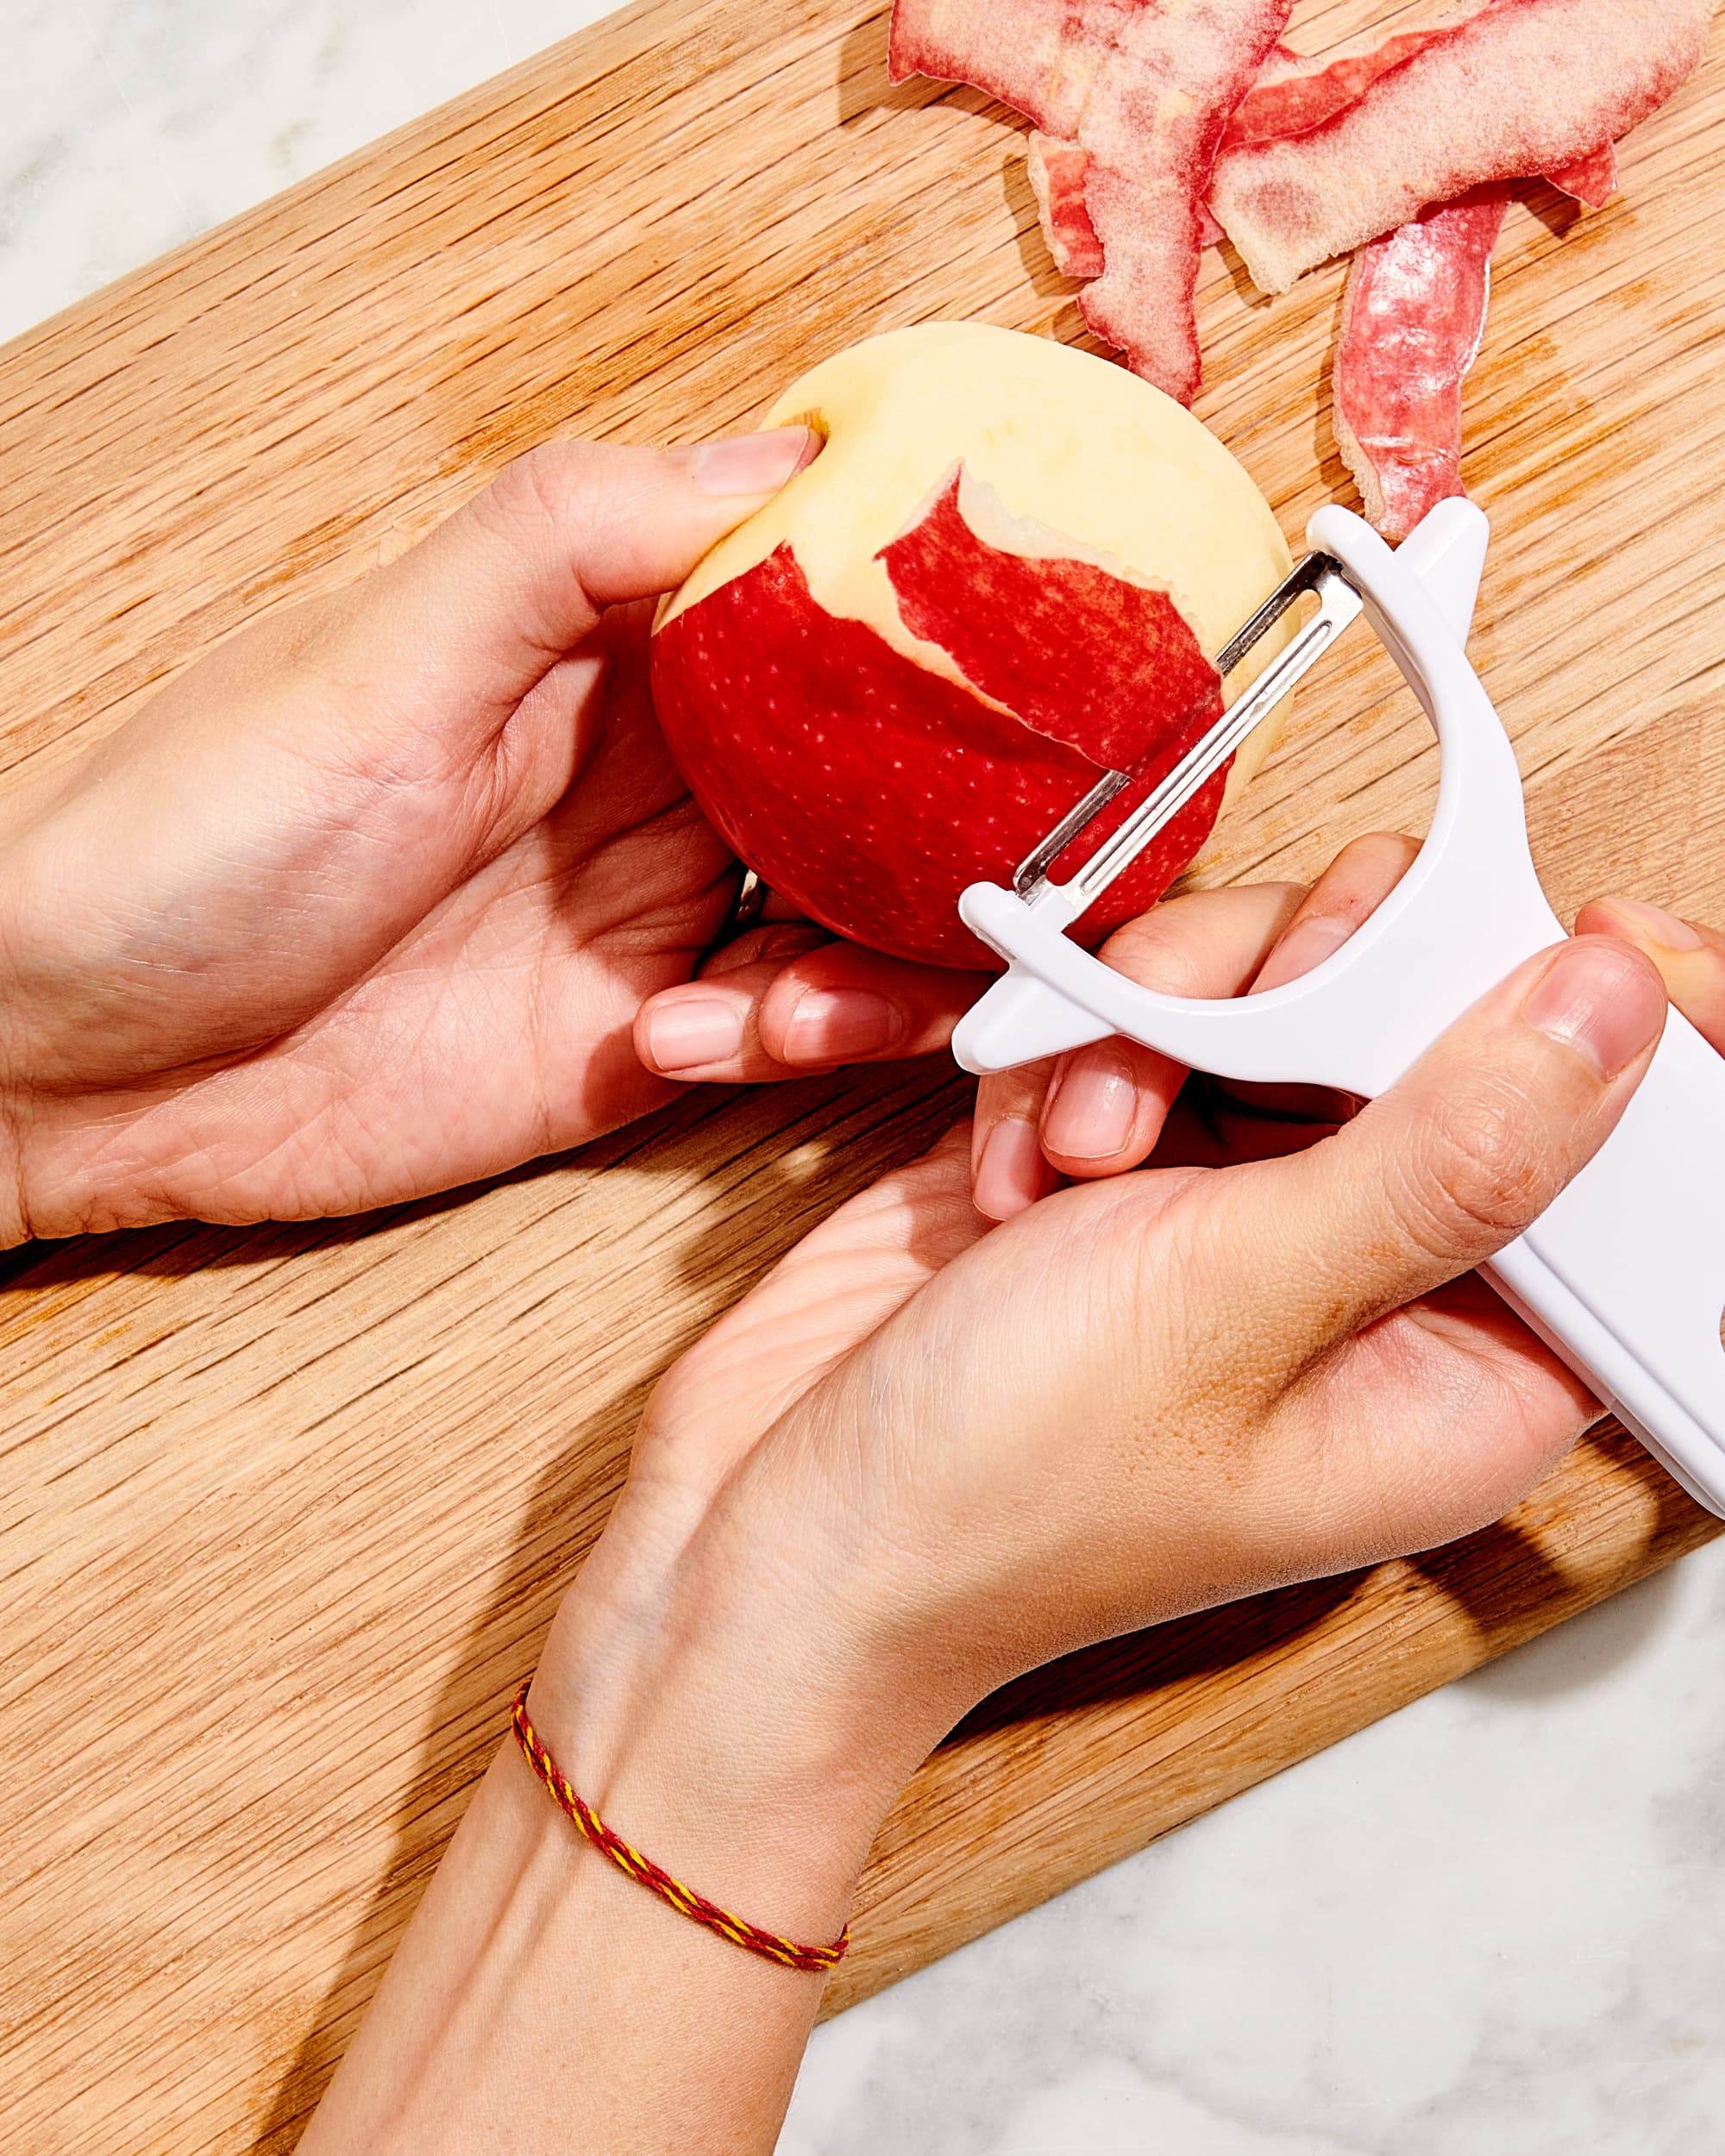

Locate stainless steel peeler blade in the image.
[1013,555,1364,913]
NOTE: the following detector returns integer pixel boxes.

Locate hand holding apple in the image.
[0,430,833,1237]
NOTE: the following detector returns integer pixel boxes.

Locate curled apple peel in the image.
[886,0,1109,136]
[1224,22,1469,147]
[891,0,1295,404]
[650,324,1293,968]
[888,0,1702,545]
[1333,187,1511,544]
[1221,5,1622,204]
[1231,5,1638,533]
[1073,0,1295,403]
[1547,140,1620,208]
[1210,0,1713,292]
[1027,133,1106,278]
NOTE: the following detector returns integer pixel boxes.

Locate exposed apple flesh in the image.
[889,0,1295,402]
[1333,187,1511,543]
[1210,0,1713,292]
[653,542,1229,968]
[651,323,1293,969]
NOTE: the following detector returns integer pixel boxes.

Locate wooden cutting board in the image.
[3,2,1722,2147]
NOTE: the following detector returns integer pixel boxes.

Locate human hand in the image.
[536,868,1709,1859]
[310,866,1716,2156]
[628,832,1451,1214]
[1572,892,1725,1038]
[631,898,992,1088]
[967,830,1427,1217]
[0,429,844,1239]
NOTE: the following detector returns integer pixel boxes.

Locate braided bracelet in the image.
[510,1682,850,1975]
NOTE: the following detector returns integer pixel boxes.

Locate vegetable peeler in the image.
[952,498,1725,1518]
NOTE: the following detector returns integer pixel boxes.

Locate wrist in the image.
[309,1512,904,2155]
[528,1506,947,1941]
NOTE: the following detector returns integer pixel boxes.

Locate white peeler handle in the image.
[953,500,1725,1516]
[1491,1014,1725,1515]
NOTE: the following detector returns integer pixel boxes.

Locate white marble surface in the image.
[6,5,1723,2149]
[786,1546,1725,2153]
[0,0,619,343]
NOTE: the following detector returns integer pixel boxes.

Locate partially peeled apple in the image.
[651,322,1293,968]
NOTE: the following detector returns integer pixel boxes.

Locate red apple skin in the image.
[649,476,1227,970]
[881,477,1222,770]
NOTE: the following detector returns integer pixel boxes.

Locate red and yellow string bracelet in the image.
[510,1682,850,1976]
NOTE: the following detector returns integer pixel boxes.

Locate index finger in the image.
[1029,832,1419,1194]
[636,936,987,1082]
[1574,896,1725,1055]
[972,881,1305,1220]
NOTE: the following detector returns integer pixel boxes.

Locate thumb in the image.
[314,429,821,738]
[1248,935,1669,1345]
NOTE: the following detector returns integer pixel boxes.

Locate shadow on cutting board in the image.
[950,1422,1698,1750]
[834,5,928,131]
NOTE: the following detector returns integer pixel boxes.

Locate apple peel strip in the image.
[1209,0,1714,292]
[1222,7,1622,205]
[1333,187,1511,545]
[891,0,1296,403]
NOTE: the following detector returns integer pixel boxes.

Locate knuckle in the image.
[698,922,825,976]
[1389,1078,1553,1257]
[473,440,608,546]
[1101,919,1207,998]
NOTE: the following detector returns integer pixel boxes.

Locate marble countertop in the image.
[7,4,1722,2149]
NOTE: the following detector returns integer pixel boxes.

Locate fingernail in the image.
[781,988,901,1063]
[1595,896,1704,952]
[1522,940,1665,1081]
[686,428,821,496]
[643,996,745,1073]
[1253,913,1354,994]
[1042,1048,1136,1160]
[974,1118,1047,1221]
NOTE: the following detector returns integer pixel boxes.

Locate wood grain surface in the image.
[3,1,1723,2147]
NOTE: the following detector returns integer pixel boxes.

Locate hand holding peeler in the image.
[952,499,1725,1518]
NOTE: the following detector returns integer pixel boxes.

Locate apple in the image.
[650,322,1293,968]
